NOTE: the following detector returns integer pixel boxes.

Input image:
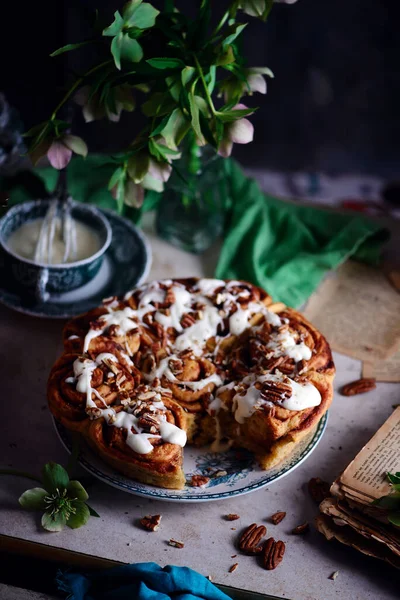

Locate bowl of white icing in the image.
[0,199,112,303]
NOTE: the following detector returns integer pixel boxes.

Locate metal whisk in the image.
[34,170,77,264]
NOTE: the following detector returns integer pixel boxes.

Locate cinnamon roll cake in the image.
[48,278,334,489]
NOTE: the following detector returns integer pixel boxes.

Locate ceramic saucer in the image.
[0,208,152,319]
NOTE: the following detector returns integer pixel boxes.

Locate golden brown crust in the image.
[47,277,335,489]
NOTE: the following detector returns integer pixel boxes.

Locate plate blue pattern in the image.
[0,208,151,319]
[54,412,328,503]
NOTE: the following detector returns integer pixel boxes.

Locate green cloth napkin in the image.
[3,155,389,308]
[216,159,389,307]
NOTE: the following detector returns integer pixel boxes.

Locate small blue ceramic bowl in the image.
[0,199,112,303]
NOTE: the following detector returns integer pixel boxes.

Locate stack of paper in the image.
[316,407,400,568]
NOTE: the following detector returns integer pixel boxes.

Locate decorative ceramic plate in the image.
[0,208,151,319]
[54,412,328,503]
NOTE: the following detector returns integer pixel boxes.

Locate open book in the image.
[316,407,400,568]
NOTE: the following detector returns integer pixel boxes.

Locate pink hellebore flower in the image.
[218,104,254,158]
[47,134,88,170]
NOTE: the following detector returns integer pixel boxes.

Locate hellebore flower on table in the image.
[218,104,254,158]
[19,462,99,532]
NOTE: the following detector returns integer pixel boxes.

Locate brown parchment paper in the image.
[363,350,400,382]
[303,261,400,362]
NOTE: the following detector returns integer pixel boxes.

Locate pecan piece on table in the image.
[140,514,162,531]
[270,511,286,525]
[308,477,331,504]
[225,513,240,521]
[238,523,267,554]
[229,563,239,573]
[168,539,184,548]
[262,538,286,570]
[340,378,376,396]
[292,522,309,535]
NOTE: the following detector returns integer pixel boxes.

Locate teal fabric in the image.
[56,562,232,600]
[216,159,389,307]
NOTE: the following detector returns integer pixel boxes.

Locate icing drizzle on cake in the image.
[67,279,321,455]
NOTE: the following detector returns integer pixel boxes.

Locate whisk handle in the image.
[35,267,50,303]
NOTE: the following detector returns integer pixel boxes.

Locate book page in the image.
[303,261,400,362]
[363,350,400,382]
[340,407,400,500]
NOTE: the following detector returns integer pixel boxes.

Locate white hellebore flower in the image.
[218,104,254,158]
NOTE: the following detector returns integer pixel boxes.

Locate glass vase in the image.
[155,139,227,254]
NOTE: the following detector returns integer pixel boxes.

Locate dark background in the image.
[2,0,399,177]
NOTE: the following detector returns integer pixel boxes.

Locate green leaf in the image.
[23,121,49,138]
[188,91,204,143]
[103,11,124,37]
[388,472,400,486]
[194,95,209,116]
[216,46,235,66]
[216,107,256,122]
[149,115,171,138]
[19,488,48,511]
[147,57,184,70]
[42,463,69,494]
[142,92,175,117]
[50,41,92,57]
[199,112,217,148]
[160,108,189,148]
[166,76,181,102]
[222,23,247,48]
[261,0,274,21]
[207,65,216,94]
[108,166,124,191]
[67,502,90,529]
[373,493,400,511]
[87,504,100,518]
[181,66,196,87]
[388,511,400,526]
[128,3,159,29]
[42,510,67,532]
[62,135,88,158]
[67,480,89,502]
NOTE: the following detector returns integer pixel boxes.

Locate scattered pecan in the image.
[229,563,238,573]
[292,522,309,535]
[262,538,286,570]
[262,355,285,372]
[137,413,160,434]
[108,324,122,337]
[270,511,286,525]
[340,378,376,396]
[181,313,196,328]
[169,358,183,375]
[90,318,106,331]
[143,311,154,326]
[168,539,184,548]
[239,523,267,554]
[308,477,330,503]
[191,475,210,487]
[225,514,240,521]
[152,322,165,340]
[140,514,162,531]
[308,478,331,504]
[329,571,339,581]
[260,380,292,403]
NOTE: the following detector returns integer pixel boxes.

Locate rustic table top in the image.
[1,224,400,600]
